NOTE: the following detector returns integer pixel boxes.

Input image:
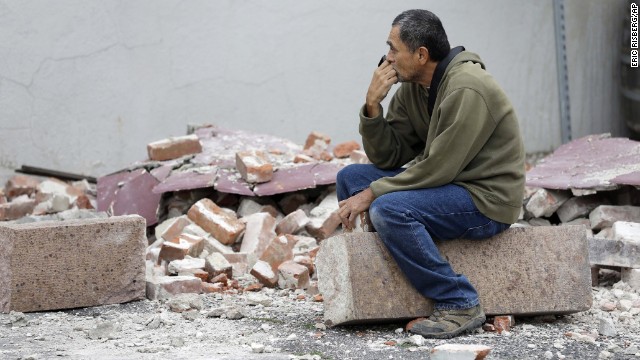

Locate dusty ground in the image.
[1,271,639,360]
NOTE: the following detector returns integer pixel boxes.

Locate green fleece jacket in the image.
[360,51,525,224]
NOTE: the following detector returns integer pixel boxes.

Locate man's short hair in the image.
[392,9,451,61]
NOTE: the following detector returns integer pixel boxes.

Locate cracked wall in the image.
[0,0,626,182]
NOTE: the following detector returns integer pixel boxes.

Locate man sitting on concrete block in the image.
[336,9,525,339]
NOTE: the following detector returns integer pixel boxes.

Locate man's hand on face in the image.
[365,59,397,118]
[338,187,375,231]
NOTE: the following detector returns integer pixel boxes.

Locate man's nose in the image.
[386,51,395,63]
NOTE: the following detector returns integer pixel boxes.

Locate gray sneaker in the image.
[408,305,486,339]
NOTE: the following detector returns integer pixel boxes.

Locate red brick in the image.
[191,269,210,282]
[250,260,279,287]
[169,257,206,274]
[525,188,571,218]
[0,197,36,221]
[5,175,40,199]
[306,211,341,240]
[493,315,514,333]
[160,216,191,242]
[258,234,297,269]
[250,234,297,287]
[240,212,277,267]
[74,194,94,210]
[275,209,309,235]
[147,134,203,161]
[204,252,233,279]
[303,131,331,151]
[158,233,204,262]
[187,198,245,245]
[260,205,281,219]
[293,255,314,277]
[332,141,361,158]
[278,260,310,289]
[202,282,225,294]
[210,273,229,285]
[235,150,273,183]
[146,276,202,300]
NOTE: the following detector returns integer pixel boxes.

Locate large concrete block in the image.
[316,226,591,326]
[0,215,147,313]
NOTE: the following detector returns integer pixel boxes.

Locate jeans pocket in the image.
[460,220,508,240]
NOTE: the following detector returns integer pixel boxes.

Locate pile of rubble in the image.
[101,125,371,299]
[0,175,98,222]
[521,134,640,288]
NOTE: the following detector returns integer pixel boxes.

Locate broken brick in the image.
[557,194,607,223]
[493,315,515,333]
[0,196,36,221]
[240,212,277,268]
[4,175,40,199]
[168,257,206,275]
[278,260,310,289]
[250,259,279,287]
[158,233,204,263]
[293,255,314,277]
[187,198,245,245]
[210,273,229,285]
[160,216,192,242]
[204,252,233,279]
[525,188,571,218]
[612,221,640,242]
[275,209,309,235]
[332,141,361,158]
[147,134,203,161]
[303,131,331,151]
[430,344,491,360]
[202,282,225,294]
[306,212,341,240]
[146,276,202,300]
[235,150,273,184]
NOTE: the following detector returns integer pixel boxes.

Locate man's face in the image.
[386,26,419,83]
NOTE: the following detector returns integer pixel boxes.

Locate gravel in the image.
[1,271,639,360]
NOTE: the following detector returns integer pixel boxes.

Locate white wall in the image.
[0,0,625,181]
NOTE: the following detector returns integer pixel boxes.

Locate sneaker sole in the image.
[422,315,486,339]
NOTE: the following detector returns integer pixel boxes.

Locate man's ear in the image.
[417,47,430,65]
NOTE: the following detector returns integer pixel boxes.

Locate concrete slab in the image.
[316,226,592,326]
[0,215,147,313]
[526,134,640,192]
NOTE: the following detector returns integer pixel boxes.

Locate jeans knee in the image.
[369,197,393,230]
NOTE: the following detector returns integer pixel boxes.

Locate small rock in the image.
[87,321,121,340]
[599,350,612,359]
[315,323,326,331]
[181,310,199,321]
[600,302,617,311]
[246,292,273,307]
[286,334,297,341]
[9,311,27,327]
[170,336,184,347]
[544,351,554,359]
[618,299,633,312]
[251,343,265,353]
[407,335,425,347]
[166,293,203,313]
[598,318,617,337]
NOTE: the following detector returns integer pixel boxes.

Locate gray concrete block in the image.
[588,237,640,268]
[316,226,592,326]
[0,215,147,313]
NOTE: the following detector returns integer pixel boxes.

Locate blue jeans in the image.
[336,164,510,310]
